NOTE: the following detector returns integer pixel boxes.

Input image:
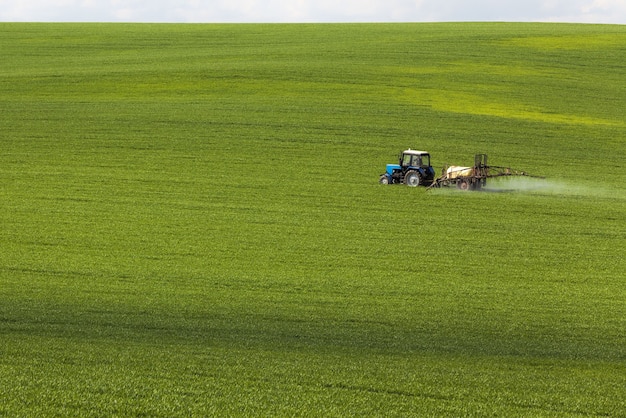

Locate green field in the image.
[1,22,625,416]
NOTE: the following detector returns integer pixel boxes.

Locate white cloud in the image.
[0,0,625,23]
[534,0,626,23]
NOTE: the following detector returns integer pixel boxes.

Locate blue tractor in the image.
[379,149,436,187]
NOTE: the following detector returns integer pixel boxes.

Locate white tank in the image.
[446,166,473,179]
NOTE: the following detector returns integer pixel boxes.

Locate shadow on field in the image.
[9,305,623,362]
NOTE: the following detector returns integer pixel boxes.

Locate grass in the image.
[1,22,625,416]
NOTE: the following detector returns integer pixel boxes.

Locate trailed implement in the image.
[427,154,541,191]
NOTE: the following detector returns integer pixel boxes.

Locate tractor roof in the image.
[403,149,429,155]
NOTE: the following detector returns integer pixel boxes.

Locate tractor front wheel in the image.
[379,175,390,185]
[404,171,421,187]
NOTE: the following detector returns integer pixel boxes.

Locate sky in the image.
[1,0,625,24]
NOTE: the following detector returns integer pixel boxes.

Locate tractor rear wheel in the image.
[404,171,421,187]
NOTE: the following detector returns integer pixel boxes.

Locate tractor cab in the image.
[400,150,431,169]
[379,149,436,187]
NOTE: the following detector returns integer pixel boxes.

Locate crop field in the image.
[1,22,625,416]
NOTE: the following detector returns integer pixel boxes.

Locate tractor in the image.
[379,149,436,187]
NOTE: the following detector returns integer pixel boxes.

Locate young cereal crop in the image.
[0,22,625,416]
